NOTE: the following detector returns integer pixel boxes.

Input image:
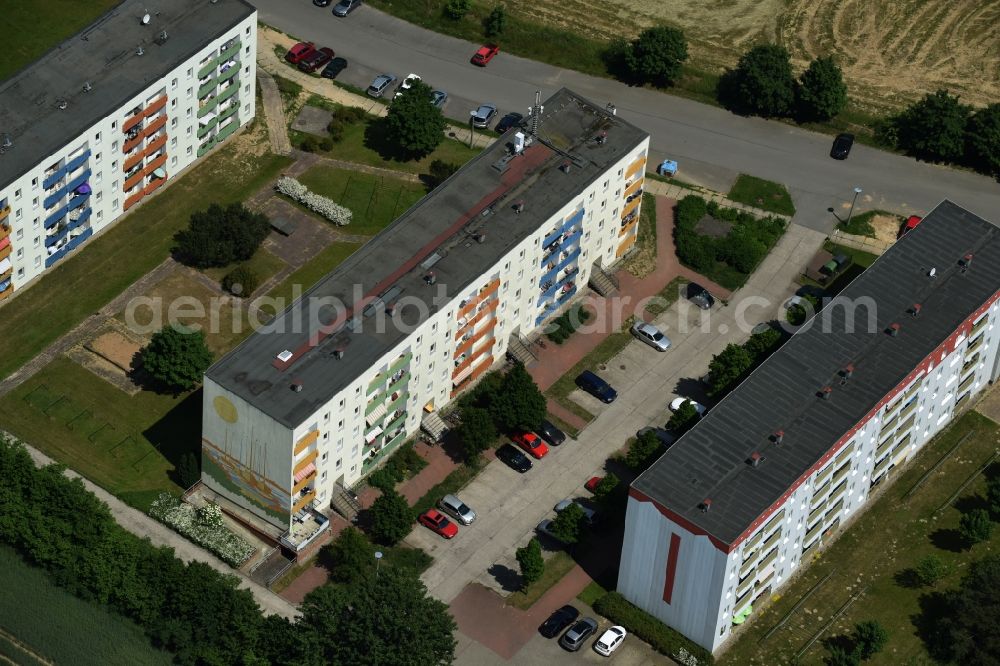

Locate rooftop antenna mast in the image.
[528,90,543,136]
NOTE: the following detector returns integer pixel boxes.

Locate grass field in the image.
[728,175,796,216]
[719,410,1000,665]
[201,246,288,294]
[508,551,577,610]
[0,547,171,666]
[296,166,427,236]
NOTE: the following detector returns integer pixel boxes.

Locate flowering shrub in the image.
[149,493,254,568]
[275,176,353,226]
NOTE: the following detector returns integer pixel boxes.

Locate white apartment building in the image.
[0,0,257,300]
[201,89,650,557]
[619,200,1000,653]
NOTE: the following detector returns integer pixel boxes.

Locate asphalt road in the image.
[251,1,1000,231]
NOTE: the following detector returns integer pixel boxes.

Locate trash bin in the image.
[658,159,678,177]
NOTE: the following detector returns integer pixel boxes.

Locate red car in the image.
[285,42,316,64]
[585,476,603,493]
[898,215,922,239]
[471,43,500,66]
[512,431,549,459]
[419,509,458,539]
[298,47,335,73]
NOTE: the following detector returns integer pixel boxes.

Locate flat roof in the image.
[634,200,1000,545]
[0,0,255,191]
[207,88,648,428]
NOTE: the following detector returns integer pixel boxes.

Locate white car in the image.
[670,397,707,416]
[593,625,627,656]
[394,73,422,99]
[631,321,671,351]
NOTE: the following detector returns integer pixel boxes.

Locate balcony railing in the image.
[198,77,217,99]
[216,118,240,142]
[218,39,241,63]
[197,57,218,80]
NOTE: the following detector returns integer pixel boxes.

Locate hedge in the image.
[593,592,714,665]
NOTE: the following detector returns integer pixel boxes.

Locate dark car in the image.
[321,56,348,79]
[496,444,532,473]
[575,370,617,403]
[313,0,332,6]
[495,112,523,134]
[559,617,599,651]
[537,419,566,447]
[830,133,855,160]
[298,47,334,73]
[539,605,580,638]
[686,283,715,310]
[333,0,362,16]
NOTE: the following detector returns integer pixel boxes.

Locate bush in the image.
[300,135,318,152]
[623,26,688,87]
[369,490,414,546]
[366,442,427,492]
[797,56,847,121]
[149,494,254,567]
[443,0,471,20]
[913,554,948,587]
[275,176,353,226]
[174,202,271,268]
[319,138,334,152]
[546,304,590,343]
[515,538,544,589]
[484,4,506,38]
[593,473,620,501]
[959,508,993,546]
[719,44,797,118]
[666,401,699,436]
[221,264,260,296]
[367,467,399,493]
[674,195,708,229]
[593,592,714,664]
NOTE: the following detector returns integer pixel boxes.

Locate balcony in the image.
[0,239,10,262]
[43,188,65,210]
[970,315,989,337]
[43,166,67,190]
[197,56,218,80]
[45,224,69,248]
[123,109,145,135]
[197,138,215,158]
[44,204,68,229]
[144,133,167,157]
[124,170,144,193]
[0,278,12,300]
[966,333,985,356]
[216,118,240,142]
[123,189,145,212]
[218,101,239,124]
[279,508,330,553]
[0,223,8,241]
[292,490,317,514]
[624,177,644,200]
[198,77,217,99]
[198,95,219,118]
[219,59,241,85]
[66,226,92,251]
[65,149,91,174]
[218,38,241,63]
[625,155,646,180]
[144,114,167,139]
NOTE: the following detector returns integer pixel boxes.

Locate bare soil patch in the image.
[870,214,902,246]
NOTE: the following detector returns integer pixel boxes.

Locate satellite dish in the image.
[141,13,151,25]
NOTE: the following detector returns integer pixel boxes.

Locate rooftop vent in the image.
[474,232,486,244]
[290,379,303,393]
[140,12,151,25]
[82,82,92,93]
[276,349,293,363]
[333,348,345,359]
[56,98,68,110]
[136,45,145,56]
[154,30,169,45]
[910,303,922,317]
[560,161,572,174]
[595,130,607,145]
[771,430,784,444]
[928,267,937,278]
[820,386,833,400]
[748,452,763,468]
[840,363,855,384]
[0,134,12,153]
[699,499,712,513]
[887,322,901,337]
[423,271,437,286]
[512,201,524,215]
[960,253,973,273]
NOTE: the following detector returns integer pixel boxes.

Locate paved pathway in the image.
[6,431,298,619]
[256,70,293,156]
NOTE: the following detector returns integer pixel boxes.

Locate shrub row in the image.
[593,592,714,665]
[274,176,353,226]
[365,442,428,492]
[546,304,591,344]
[674,195,785,278]
[149,493,254,568]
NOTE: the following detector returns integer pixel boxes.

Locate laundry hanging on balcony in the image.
[75,183,91,195]
[153,168,166,179]
[294,462,316,483]
[0,258,11,274]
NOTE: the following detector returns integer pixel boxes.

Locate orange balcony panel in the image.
[0,205,10,221]
[0,244,11,262]
[123,171,144,193]
[123,112,144,135]
[452,355,474,379]
[625,157,646,180]
[0,268,11,283]
[0,283,12,300]
[123,190,145,212]
[619,219,638,238]
[144,134,167,157]
[293,470,317,495]
[616,236,636,258]
[622,196,641,220]
[144,177,165,196]
[143,152,167,177]
[295,430,319,454]
[458,298,479,320]
[144,114,167,138]
[0,224,9,241]
[144,95,167,118]
[469,354,493,382]
[123,134,143,155]
[292,491,317,514]
[454,336,475,359]
[123,152,144,173]
[624,178,644,200]
[293,450,318,475]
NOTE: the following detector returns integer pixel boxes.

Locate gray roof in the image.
[634,200,1000,545]
[207,89,648,427]
[0,0,255,191]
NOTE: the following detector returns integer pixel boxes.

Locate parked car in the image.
[471,103,497,129]
[670,397,707,417]
[313,0,332,6]
[637,426,674,446]
[559,617,599,651]
[539,605,580,638]
[394,73,421,100]
[471,43,500,66]
[830,132,855,160]
[537,419,566,447]
[512,431,549,459]
[496,444,533,473]
[438,494,476,525]
[431,90,448,108]
[495,112,523,134]
[298,47,334,73]
[554,498,597,525]
[898,215,922,238]
[321,56,348,79]
[593,626,627,657]
[418,509,458,539]
[536,519,561,542]
[332,0,363,16]
[575,370,617,403]
[367,73,397,98]
[585,476,604,493]
[686,282,715,310]
[285,42,316,64]
[631,321,671,351]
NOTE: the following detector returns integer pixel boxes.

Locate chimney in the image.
[928,267,937,278]
[772,430,784,445]
[333,348,345,360]
[821,386,833,400]
[910,303,922,317]
[513,201,524,214]
[424,271,437,286]
[840,363,855,385]
[888,323,901,337]
[960,253,973,273]
[290,379,303,393]
[700,499,712,513]
[560,161,572,174]
[475,232,486,243]
[385,303,396,316]
[749,452,763,468]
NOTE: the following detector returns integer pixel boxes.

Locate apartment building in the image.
[619,200,1000,653]
[0,0,257,299]
[201,89,650,556]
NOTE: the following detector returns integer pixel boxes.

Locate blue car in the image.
[576,370,617,403]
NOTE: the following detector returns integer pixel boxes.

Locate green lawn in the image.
[0,546,172,665]
[0,143,293,380]
[577,580,608,607]
[296,166,427,235]
[508,551,578,610]
[719,411,1000,665]
[261,241,362,317]
[201,246,287,294]
[837,210,879,237]
[825,242,879,269]
[727,174,796,216]
[0,357,201,510]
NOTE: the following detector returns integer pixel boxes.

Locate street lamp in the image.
[374,550,383,578]
[468,112,476,149]
[846,186,863,227]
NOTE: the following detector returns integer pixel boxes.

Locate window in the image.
[338,420,344,428]
[171,156,177,167]
[246,26,251,35]
[187,87,193,99]
[95,152,102,163]
[95,132,101,142]
[16,248,22,258]
[320,471,327,481]
[97,211,103,220]
[171,99,176,108]
[31,197,38,209]
[15,229,22,240]
[245,46,250,55]
[618,168,623,176]
[171,118,178,128]
[16,268,23,278]
[95,191,102,201]
[186,147,193,156]
[111,160,117,170]
[350,465,356,473]
[186,127,192,136]
[34,256,40,267]
[112,121,117,129]
[603,180,609,189]
[31,177,37,188]
[322,432,329,440]
[171,77,177,89]
[244,83,250,93]
[14,189,21,200]
[324,412,330,421]
[32,218,38,229]
[112,199,118,208]
[112,181,118,191]
[15,209,21,219]
[186,108,192,119]
[354,406,359,414]
[187,67,193,78]
[95,173,102,184]
[111,141,118,151]
[171,137,177,148]
[321,452,328,461]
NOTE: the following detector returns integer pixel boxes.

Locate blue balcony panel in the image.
[66,168,92,194]
[44,205,68,229]
[67,207,91,231]
[65,149,92,173]
[537,284,559,307]
[45,226,69,248]
[560,209,584,234]
[557,285,578,303]
[43,165,68,190]
[67,192,90,212]
[66,227,93,251]
[45,246,68,268]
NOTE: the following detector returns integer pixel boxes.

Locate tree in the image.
[797,56,847,121]
[894,89,971,162]
[383,81,446,159]
[484,4,506,38]
[426,159,459,189]
[920,554,1000,663]
[720,44,797,117]
[707,343,754,396]
[368,490,414,546]
[913,554,947,587]
[965,103,1000,177]
[174,203,271,268]
[853,620,888,660]
[666,400,699,436]
[138,326,213,391]
[457,406,497,459]
[593,473,620,501]
[222,264,260,296]
[319,527,375,584]
[515,537,545,589]
[987,475,1000,518]
[745,327,782,359]
[625,430,664,472]
[959,508,993,546]
[825,644,861,666]
[175,451,201,488]
[300,568,457,666]
[489,362,547,431]
[549,503,585,545]
[623,26,688,87]
[443,0,471,20]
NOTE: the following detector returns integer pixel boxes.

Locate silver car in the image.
[431,90,448,108]
[631,321,671,351]
[471,103,497,128]
[366,73,396,98]
[438,494,476,525]
[559,617,599,651]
